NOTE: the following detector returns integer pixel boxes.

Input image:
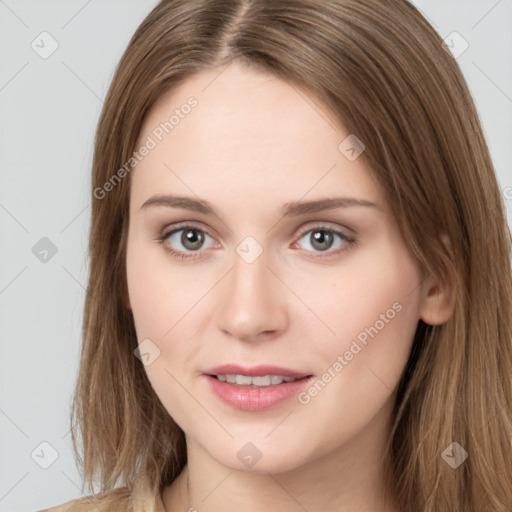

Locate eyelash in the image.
[155,222,357,261]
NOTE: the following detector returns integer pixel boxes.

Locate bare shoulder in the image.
[40,487,131,512]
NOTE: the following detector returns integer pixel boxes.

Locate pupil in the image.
[183,229,203,250]
[312,231,332,251]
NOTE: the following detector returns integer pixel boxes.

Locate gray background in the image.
[0,1,511,510]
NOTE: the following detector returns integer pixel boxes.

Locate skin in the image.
[125,61,453,512]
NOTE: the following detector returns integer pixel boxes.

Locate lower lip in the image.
[205,375,312,411]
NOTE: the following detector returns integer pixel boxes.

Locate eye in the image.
[293,225,356,258]
[157,224,215,260]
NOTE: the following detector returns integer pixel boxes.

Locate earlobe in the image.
[419,278,454,325]
[419,234,456,326]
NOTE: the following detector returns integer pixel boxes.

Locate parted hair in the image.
[69,1,512,510]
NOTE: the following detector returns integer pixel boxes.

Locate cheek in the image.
[301,253,421,417]
[302,248,421,409]
[126,244,203,428]
[126,233,201,339]
[126,237,208,413]
[292,243,422,360]
[287,259,421,462]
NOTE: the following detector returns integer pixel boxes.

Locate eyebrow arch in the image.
[139,194,381,218]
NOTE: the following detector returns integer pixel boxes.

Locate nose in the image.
[215,247,288,343]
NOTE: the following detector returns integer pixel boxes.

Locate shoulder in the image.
[41,487,132,512]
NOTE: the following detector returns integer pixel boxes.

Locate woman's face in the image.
[125,61,432,474]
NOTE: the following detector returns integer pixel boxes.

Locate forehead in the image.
[130,61,381,211]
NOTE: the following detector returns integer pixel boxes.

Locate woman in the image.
[44,0,512,510]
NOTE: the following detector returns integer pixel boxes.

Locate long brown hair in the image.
[70,1,512,510]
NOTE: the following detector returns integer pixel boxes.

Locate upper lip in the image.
[203,364,311,379]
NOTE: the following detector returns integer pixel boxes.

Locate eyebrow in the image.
[140,194,380,217]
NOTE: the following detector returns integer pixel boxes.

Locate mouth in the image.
[211,374,305,386]
[203,365,313,411]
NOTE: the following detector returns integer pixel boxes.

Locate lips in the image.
[203,364,313,411]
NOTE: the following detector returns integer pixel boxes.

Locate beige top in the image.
[40,474,166,512]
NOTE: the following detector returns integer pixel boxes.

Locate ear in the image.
[419,234,455,326]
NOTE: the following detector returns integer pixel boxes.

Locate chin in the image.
[197,434,324,475]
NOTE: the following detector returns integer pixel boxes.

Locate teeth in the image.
[215,374,300,386]
[236,375,253,386]
[270,375,282,385]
